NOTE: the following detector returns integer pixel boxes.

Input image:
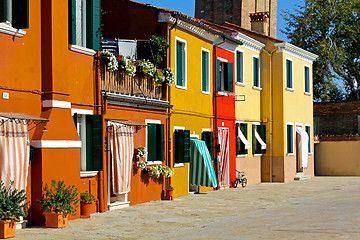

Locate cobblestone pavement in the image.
[17,177,360,239]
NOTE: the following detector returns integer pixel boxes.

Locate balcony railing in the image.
[100,63,164,100]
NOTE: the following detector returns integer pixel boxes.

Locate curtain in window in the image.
[0,118,29,190]
[296,127,309,168]
[217,128,229,186]
[109,122,134,194]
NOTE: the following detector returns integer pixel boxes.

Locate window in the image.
[68,0,101,50]
[305,125,311,153]
[201,131,213,159]
[176,38,187,88]
[73,113,103,171]
[201,49,210,93]
[286,123,294,154]
[0,0,29,29]
[236,50,244,84]
[216,59,233,92]
[236,123,250,156]
[252,124,266,155]
[304,65,310,93]
[286,59,293,89]
[253,56,260,88]
[174,129,190,164]
[147,123,165,162]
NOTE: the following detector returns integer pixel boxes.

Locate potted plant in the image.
[38,180,78,228]
[0,181,28,239]
[165,185,174,200]
[80,192,96,217]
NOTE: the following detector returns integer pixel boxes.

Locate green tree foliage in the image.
[283,0,360,101]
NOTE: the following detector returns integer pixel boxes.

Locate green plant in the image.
[80,192,95,203]
[167,185,174,190]
[38,180,79,216]
[136,147,147,159]
[154,69,165,86]
[0,181,28,221]
[147,35,169,67]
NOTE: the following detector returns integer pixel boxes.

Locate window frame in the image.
[286,122,295,155]
[236,121,249,157]
[304,64,311,95]
[201,47,211,94]
[305,124,312,154]
[0,0,28,37]
[145,119,163,165]
[285,57,294,91]
[252,55,261,90]
[175,36,187,90]
[235,49,245,86]
[173,126,185,168]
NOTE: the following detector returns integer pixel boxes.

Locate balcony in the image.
[100,63,171,110]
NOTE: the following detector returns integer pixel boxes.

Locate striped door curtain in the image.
[218,128,229,186]
[0,118,30,190]
[109,122,134,194]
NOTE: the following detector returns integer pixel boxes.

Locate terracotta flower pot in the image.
[165,188,174,200]
[80,201,96,217]
[0,220,16,239]
[44,212,68,228]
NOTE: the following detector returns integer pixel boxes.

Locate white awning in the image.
[296,127,309,168]
[237,126,250,149]
[254,128,266,150]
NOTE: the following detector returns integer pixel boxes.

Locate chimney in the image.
[250,12,269,36]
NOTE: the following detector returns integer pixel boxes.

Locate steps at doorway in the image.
[108,201,130,211]
[295,172,311,181]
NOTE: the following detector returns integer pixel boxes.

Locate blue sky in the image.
[135,0,305,41]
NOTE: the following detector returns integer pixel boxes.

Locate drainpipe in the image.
[263,47,276,182]
[214,37,225,190]
[167,18,178,189]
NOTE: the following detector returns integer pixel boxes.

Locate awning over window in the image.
[105,119,146,127]
[237,125,250,149]
[254,127,266,150]
[296,127,309,168]
[189,138,217,188]
[0,112,49,124]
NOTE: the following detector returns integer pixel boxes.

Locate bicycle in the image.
[234,170,247,188]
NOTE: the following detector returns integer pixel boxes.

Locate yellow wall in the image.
[168,26,214,197]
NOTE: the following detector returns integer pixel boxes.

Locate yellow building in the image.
[225,23,318,183]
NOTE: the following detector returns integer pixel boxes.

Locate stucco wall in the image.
[315,141,360,176]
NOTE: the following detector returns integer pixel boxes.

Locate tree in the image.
[282,0,360,101]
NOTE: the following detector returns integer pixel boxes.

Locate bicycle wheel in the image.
[241,178,247,188]
[234,180,238,188]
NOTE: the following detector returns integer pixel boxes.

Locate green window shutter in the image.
[227,62,233,93]
[156,124,165,161]
[305,126,311,153]
[287,125,293,154]
[174,130,184,164]
[86,115,103,171]
[237,51,243,83]
[68,0,76,45]
[0,0,6,22]
[286,60,293,88]
[202,51,208,92]
[252,125,256,155]
[305,66,310,92]
[216,59,221,91]
[260,125,266,154]
[176,41,183,86]
[253,57,258,87]
[12,0,29,29]
[183,130,190,163]
[202,131,213,160]
[86,0,101,51]
[73,113,78,127]
[240,123,248,155]
[147,124,157,161]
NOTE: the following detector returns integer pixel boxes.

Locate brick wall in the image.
[314,101,360,136]
[195,0,277,37]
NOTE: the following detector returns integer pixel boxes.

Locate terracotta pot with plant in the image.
[0,181,28,239]
[165,185,174,200]
[80,192,96,217]
[38,180,78,228]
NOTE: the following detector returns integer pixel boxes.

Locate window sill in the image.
[175,85,187,90]
[202,91,210,95]
[286,153,295,156]
[236,82,246,87]
[308,152,313,155]
[69,44,96,56]
[0,23,26,37]
[304,92,312,96]
[174,163,185,168]
[252,86,262,91]
[253,154,263,157]
[80,171,98,178]
[237,154,247,158]
[286,87,295,92]
[146,161,163,166]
